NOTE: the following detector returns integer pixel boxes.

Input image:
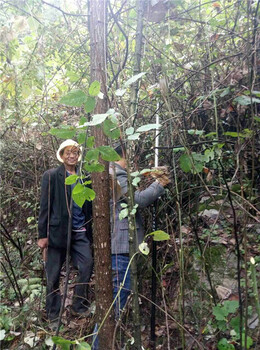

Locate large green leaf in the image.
[52,336,75,350]
[103,119,120,139]
[234,95,260,105]
[89,81,101,96]
[213,305,228,321]
[124,72,146,87]
[49,128,76,139]
[84,96,96,113]
[179,154,192,173]
[126,127,134,135]
[86,136,95,148]
[77,132,86,144]
[84,162,105,173]
[148,230,170,241]
[136,124,161,132]
[217,338,235,350]
[128,133,140,140]
[59,90,87,106]
[76,342,91,350]
[85,149,99,161]
[223,300,239,314]
[115,88,126,97]
[72,183,95,207]
[98,146,121,161]
[65,174,78,185]
[87,114,108,126]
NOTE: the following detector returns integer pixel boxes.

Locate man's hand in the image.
[151,166,171,187]
[38,238,48,249]
[156,175,171,187]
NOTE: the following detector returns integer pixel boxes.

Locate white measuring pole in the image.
[154,103,160,167]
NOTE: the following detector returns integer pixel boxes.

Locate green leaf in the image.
[84,162,105,173]
[119,208,128,220]
[73,183,85,195]
[124,72,146,87]
[140,169,151,174]
[136,124,161,132]
[87,114,108,126]
[220,87,230,97]
[59,90,87,106]
[139,242,150,255]
[0,330,6,341]
[83,187,96,201]
[128,133,140,140]
[230,315,240,334]
[132,177,141,186]
[205,132,217,138]
[204,149,215,162]
[85,149,99,161]
[217,338,235,350]
[89,81,101,96]
[115,88,126,97]
[224,130,252,138]
[76,342,91,350]
[49,128,76,139]
[79,117,87,126]
[86,136,95,148]
[77,132,86,144]
[254,116,260,122]
[223,300,239,314]
[72,183,95,207]
[98,146,121,161]
[103,119,120,139]
[173,147,185,152]
[242,334,253,349]
[65,174,78,185]
[234,95,260,105]
[213,305,228,321]
[179,154,192,173]
[126,127,134,135]
[148,230,170,241]
[188,129,204,135]
[84,96,96,113]
[52,336,75,346]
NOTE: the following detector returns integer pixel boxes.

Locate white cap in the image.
[56,139,82,163]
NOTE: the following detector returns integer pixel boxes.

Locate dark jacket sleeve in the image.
[38,171,52,239]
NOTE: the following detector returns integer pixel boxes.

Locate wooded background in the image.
[1,0,259,349]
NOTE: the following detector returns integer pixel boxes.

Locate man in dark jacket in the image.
[38,139,93,327]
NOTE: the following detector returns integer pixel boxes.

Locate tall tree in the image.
[88,0,114,348]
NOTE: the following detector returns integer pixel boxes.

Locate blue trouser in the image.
[92,254,131,349]
[112,254,131,316]
[45,231,93,320]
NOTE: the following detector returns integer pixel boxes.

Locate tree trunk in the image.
[88,1,114,348]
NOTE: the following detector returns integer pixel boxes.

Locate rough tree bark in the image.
[88,0,114,348]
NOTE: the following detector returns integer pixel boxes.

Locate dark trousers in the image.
[45,231,93,320]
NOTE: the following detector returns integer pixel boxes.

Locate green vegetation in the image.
[1,0,259,349]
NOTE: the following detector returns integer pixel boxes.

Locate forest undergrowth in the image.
[1,0,260,349]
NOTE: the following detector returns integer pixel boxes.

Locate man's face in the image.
[60,146,80,166]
